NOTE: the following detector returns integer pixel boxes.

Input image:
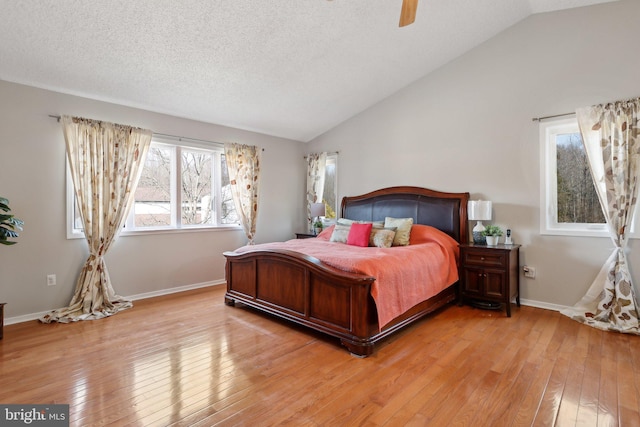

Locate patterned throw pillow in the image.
[384,217,414,246]
[369,228,396,248]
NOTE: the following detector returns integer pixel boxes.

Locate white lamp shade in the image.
[468,200,492,221]
[310,202,326,218]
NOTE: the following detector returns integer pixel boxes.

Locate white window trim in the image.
[539,117,608,238]
[66,136,242,239]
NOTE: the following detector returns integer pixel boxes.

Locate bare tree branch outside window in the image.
[133,144,238,228]
[182,150,212,225]
[322,158,337,218]
[135,146,172,227]
[556,133,605,224]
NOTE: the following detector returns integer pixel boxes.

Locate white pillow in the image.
[329,224,351,243]
[338,218,384,228]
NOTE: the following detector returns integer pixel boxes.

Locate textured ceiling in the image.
[0,0,617,142]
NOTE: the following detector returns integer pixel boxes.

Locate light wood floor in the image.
[1,285,639,426]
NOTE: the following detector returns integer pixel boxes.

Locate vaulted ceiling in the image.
[0,0,617,142]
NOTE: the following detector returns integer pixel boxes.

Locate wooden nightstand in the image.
[459,243,521,317]
[295,232,317,239]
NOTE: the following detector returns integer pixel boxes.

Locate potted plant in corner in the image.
[481,225,503,246]
[0,197,23,339]
[0,197,23,246]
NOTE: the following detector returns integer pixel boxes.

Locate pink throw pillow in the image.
[346,222,373,247]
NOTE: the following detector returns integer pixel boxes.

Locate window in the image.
[67,136,239,238]
[322,154,338,219]
[540,118,607,236]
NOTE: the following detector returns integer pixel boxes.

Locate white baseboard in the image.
[519,298,569,312]
[127,279,225,301]
[4,280,226,326]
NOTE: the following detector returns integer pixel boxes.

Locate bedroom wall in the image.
[0,80,305,320]
[308,0,640,308]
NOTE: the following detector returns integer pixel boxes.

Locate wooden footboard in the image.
[224,249,457,357]
[224,249,377,354]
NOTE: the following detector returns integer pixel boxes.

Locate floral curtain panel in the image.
[41,116,152,323]
[306,152,326,227]
[561,98,640,334]
[224,143,261,244]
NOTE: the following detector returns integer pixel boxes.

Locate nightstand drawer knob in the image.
[480,257,485,260]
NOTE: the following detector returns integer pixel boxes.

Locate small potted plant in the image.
[481,225,503,246]
[0,197,23,339]
[313,219,323,235]
[0,197,23,246]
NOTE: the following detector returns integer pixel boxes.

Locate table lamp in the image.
[468,200,492,244]
[310,202,326,234]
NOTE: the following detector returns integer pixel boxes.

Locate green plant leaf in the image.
[0,197,23,245]
[0,228,19,238]
[481,225,503,236]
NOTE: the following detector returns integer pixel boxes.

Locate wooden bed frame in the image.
[224,186,469,357]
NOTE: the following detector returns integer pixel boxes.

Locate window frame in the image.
[66,136,242,239]
[539,117,608,237]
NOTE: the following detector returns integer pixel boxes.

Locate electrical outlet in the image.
[523,266,536,279]
[47,274,56,286]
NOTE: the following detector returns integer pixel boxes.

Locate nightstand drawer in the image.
[463,251,506,267]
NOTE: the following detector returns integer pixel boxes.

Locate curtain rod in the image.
[531,112,575,122]
[54,112,574,128]
[304,151,339,158]
[49,115,263,150]
[153,132,225,148]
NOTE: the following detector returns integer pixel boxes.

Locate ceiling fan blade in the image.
[399,0,418,27]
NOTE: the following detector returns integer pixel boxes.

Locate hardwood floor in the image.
[1,285,639,426]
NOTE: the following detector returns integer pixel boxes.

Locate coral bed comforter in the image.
[232,224,459,328]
